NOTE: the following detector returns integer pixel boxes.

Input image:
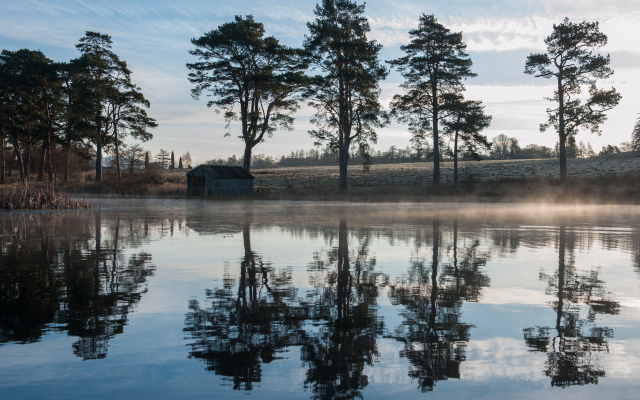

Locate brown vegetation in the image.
[0,186,93,210]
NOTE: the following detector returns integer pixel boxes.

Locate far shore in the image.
[2,156,640,206]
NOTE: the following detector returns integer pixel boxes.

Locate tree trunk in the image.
[114,136,121,181]
[454,129,459,185]
[64,135,71,184]
[559,135,567,181]
[25,142,32,182]
[46,144,53,186]
[96,135,102,182]
[12,142,25,184]
[45,95,54,185]
[432,84,440,186]
[339,142,349,193]
[37,144,45,182]
[558,72,567,181]
[0,136,5,182]
[243,143,252,171]
[114,112,121,182]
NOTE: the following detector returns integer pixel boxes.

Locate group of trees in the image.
[205,146,427,169]
[0,31,157,185]
[204,134,626,169]
[189,1,492,190]
[152,149,192,170]
[190,0,622,190]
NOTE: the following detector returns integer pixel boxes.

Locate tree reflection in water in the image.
[301,218,387,400]
[184,218,387,399]
[184,218,494,397]
[184,221,308,390]
[0,212,156,360]
[388,221,489,392]
[523,225,620,387]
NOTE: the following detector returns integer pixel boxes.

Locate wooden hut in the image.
[186,165,254,198]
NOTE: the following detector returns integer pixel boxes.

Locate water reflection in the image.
[523,225,620,387]
[184,221,306,390]
[388,221,489,392]
[185,218,497,396]
[184,218,388,399]
[301,218,387,400]
[4,202,640,398]
[0,212,156,359]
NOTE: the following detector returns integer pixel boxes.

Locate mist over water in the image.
[1,200,640,399]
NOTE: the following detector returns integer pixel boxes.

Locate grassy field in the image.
[211,154,640,191]
[153,154,640,204]
[3,154,638,204]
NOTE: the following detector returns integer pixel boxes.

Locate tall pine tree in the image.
[525,18,620,181]
[389,15,476,186]
[304,0,388,192]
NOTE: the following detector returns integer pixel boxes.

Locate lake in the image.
[1,200,639,399]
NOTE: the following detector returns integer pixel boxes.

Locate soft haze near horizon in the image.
[2,0,640,165]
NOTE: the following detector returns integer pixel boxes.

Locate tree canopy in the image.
[389,14,476,185]
[525,18,621,181]
[304,0,388,191]
[188,15,308,171]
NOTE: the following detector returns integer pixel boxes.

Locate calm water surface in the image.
[1,200,640,399]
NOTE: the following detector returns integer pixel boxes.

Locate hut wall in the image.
[205,178,253,198]
[187,166,254,198]
[186,168,208,197]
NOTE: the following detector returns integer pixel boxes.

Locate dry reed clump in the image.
[0,186,93,210]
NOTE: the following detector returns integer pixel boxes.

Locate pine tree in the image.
[389,14,476,186]
[144,151,150,169]
[525,18,621,181]
[304,0,388,192]
[169,151,175,169]
[188,16,308,172]
[178,157,183,169]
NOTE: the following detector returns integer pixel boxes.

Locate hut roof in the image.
[188,165,254,179]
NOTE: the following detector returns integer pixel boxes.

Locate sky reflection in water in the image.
[1,200,640,399]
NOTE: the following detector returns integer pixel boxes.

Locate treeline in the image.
[205,137,633,169]
[190,1,625,190]
[0,31,156,185]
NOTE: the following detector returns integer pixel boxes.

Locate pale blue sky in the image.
[2,0,639,164]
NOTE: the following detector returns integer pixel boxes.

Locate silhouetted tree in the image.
[121,143,145,174]
[156,148,169,169]
[0,49,61,184]
[525,18,621,181]
[631,115,640,152]
[389,14,476,186]
[188,15,308,172]
[304,0,389,191]
[73,32,128,182]
[441,93,491,183]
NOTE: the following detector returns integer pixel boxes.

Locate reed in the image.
[0,186,93,210]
